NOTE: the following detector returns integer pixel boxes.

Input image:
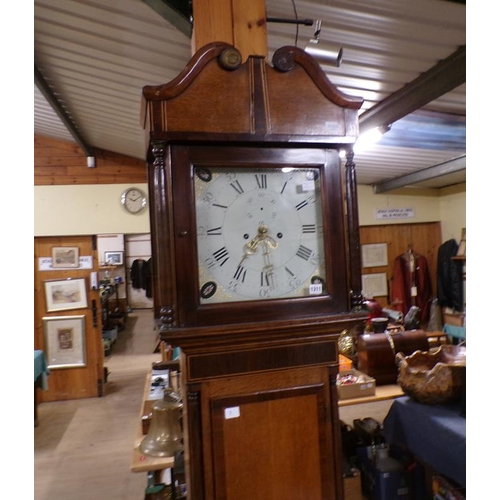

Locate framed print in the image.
[362,272,388,298]
[457,227,466,256]
[361,243,388,268]
[43,315,86,369]
[52,246,80,268]
[44,278,88,312]
[104,251,124,266]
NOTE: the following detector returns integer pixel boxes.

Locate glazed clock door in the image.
[171,145,349,327]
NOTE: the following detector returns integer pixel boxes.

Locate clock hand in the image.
[238,236,259,266]
[239,226,279,270]
[262,248,275,290]
[238,225,268,265]
[262,235,278,290]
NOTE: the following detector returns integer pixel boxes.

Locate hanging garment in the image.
[131,259,147,290]
[391,251,432,323]
[437,239,463,311]
[143,258,153,298]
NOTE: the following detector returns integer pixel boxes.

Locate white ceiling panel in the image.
[34,0,466,190]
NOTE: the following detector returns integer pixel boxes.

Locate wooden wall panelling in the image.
[359,222,442,308]
[34,235,105,401]
[34,135,147,186]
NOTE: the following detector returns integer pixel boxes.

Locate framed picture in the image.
[44,278,88,312]
[104,251,124,266]
[456,227,466,256]
[362,272,388,298]
[52,246,80,268]
[361,243,388,268]
[43,315,86,369]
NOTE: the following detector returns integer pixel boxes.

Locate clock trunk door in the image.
[171,145,349,327]
[210,384,332,500]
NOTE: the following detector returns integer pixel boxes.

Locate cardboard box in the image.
[442,307,464,327]
[337,369,376,400]
[339,354,353,371]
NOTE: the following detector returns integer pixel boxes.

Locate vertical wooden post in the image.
[191,0,268,61]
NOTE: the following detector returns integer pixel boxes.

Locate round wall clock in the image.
[195,166,327,303]
[121,187,147,214]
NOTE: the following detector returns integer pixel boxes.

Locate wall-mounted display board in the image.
[359,222,441,309]
[34,235,105,401]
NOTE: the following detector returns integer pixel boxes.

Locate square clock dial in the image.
[195,166,327,303]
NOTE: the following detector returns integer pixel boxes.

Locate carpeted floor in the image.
[34,309,159,500]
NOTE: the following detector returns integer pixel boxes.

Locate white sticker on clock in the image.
[309,283,323,295]
[296,180,315,193]
[224,406,240,419]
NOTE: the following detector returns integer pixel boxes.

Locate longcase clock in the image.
[142,42,366,500]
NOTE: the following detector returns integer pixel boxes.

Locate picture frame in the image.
[361,243,388,268]
[43,315,86,369]
[52,246,80,268]
[104,251,124,266]
[362,272,388,298]
[44,278,88,313]
[456,227,466,256]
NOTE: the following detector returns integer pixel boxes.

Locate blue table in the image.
[383,396,466,488]
[443,324,466,344]
[34,350,50,426]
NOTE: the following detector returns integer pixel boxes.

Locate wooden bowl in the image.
[396,345,466,404]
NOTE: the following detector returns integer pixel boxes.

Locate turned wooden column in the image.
[345,147,364,311]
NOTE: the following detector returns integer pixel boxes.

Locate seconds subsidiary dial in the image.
[195,166,327,303]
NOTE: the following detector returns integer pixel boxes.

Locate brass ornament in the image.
[139,388,183,457]
[219,47,242,70]
[338,329,354,356]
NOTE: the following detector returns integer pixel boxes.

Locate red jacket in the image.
[391,253,432,323]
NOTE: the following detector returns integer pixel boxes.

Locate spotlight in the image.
[304,20,343,67]
[354,124,393,153]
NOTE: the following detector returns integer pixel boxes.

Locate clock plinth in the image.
[144,43,366,500]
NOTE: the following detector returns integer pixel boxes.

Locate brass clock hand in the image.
[262,235,278,290]
[238,225,272,266]
[238,235,260,266]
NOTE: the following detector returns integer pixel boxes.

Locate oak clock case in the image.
[121,187,147,214]
[171,146,350,327]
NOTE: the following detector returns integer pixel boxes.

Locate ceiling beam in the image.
[34,64,94,157]
[373,155,466,193]
[141,0,192,38]
[359,45,466,134]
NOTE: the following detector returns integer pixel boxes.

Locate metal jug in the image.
[139,387,183,457]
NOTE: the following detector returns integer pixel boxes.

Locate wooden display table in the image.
[130,370,175,479]
[338,384,404,407]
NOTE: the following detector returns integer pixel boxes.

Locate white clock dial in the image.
[122,188,147,214]
[195,167,326,303]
